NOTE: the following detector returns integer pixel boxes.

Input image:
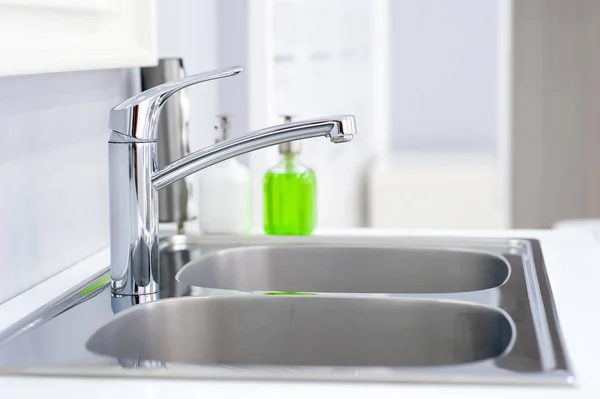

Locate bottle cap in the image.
[278,115,301,154]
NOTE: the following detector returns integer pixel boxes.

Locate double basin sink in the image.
[0,234,572,385]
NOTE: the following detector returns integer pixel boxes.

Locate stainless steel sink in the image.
[176,245,510,294]
[0,234,573,386]
[86,296,513,367]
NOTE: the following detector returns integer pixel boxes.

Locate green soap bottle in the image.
[263,117,316,235]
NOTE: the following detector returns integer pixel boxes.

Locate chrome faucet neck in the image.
[108,66,357,296]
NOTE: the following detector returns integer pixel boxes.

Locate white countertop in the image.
[1,228,599,398]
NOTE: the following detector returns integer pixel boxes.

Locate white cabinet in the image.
[0,0,157,76]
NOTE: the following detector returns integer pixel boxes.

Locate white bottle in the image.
[197,116,252,234]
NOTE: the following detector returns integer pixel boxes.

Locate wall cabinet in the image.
[0,0,157,76]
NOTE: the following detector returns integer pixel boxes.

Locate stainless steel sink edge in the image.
[0,363,573,387]
[0,362,570,387]
[0,268,110,346]
[524,239,573,381]
[161,233,524,253]
[0,235,574,387]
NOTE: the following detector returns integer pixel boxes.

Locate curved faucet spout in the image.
[152,115,356,191]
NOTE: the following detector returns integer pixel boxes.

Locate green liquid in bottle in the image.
[263,153,316,235]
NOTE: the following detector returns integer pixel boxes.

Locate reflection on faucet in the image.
[107,66,357,296]
[117,357,166,369]
[111,293,158,315]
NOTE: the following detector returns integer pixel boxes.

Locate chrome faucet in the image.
[108,66,357,296]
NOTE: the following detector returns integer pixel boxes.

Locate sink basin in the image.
[0,234,573,385]
[176,245,510,294]
[86,296,513,367]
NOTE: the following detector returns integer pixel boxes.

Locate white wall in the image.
[367,0,504,229]
[390,0,498,152]
[0,0,219,304]
[0,69,131,304]
[269,0,500,229]
[156,0,218,151]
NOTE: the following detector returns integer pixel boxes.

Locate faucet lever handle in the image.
[109,65,243,140]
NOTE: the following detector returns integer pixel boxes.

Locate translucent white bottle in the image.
[197,116,252,234]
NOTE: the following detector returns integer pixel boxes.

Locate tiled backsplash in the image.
[0,69,133,304]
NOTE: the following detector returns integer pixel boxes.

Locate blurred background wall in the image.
[1,0,599,304]
[153,0,600,231]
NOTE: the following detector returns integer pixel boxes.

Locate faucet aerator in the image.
[331,134,354,143]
